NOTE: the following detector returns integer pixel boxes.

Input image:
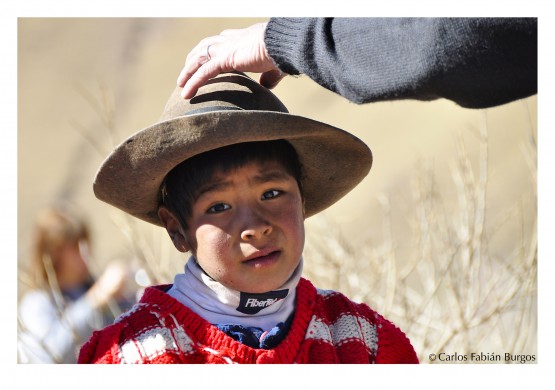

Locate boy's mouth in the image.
[242,248,281,266]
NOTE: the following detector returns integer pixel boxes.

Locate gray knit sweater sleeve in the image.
[264,18,537,108]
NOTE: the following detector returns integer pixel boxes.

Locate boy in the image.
[78,72,418,363]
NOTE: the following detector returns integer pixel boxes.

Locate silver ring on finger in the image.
[206,44,212,61]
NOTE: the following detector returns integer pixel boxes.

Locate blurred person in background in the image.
[179,18,536,108]
[18,206,134,363]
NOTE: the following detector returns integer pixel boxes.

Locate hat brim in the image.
[94,110,372,226]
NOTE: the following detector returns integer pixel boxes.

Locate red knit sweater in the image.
[78,278,418,364]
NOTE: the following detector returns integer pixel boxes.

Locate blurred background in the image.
[18,18,537,363]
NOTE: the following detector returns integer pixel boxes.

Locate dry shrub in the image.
[303,110,537,362]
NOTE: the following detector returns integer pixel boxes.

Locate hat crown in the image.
[160,73,288,122]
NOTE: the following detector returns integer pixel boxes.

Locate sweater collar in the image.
[138,277,317,363]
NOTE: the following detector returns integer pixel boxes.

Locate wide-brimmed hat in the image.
[94,72,372,226]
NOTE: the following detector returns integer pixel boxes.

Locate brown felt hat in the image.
[94,72,372,226]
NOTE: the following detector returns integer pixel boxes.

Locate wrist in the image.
[264,18,309,76]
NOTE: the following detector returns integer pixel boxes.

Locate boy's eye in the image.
[207,203,231,214]
[261,190,281,200]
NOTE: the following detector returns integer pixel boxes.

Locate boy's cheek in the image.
[191,225,230,251]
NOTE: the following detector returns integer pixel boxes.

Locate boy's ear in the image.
[158,206,190,253]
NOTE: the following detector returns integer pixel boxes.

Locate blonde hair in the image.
[29,207,90,289]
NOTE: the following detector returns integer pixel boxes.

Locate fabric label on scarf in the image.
[236,289,289,314]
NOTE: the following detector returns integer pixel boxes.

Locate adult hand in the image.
[177,22,286,99]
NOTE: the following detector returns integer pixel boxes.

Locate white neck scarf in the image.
[167,256,302,332]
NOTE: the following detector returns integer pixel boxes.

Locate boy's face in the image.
[159,160,305,294]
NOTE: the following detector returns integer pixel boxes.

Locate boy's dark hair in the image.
[160,140,303,229]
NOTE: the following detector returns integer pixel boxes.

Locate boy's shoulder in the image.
[310,283,381,322]
[99,285,172,330]
[78,285,190,363]
[304,280,418,363]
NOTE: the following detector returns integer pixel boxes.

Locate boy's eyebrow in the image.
[196,169,292,199]
[252,170,292,184]
[196,179,233,198]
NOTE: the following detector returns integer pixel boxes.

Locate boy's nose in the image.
[240,210,272,241]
